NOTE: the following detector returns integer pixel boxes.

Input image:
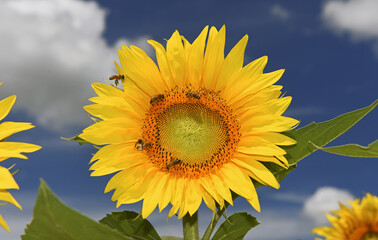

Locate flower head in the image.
[80,26,298,218]
[313,193,378,240]
[0,82,41,231]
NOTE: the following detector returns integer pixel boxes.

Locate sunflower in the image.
[80,26,298,219]
[0,83,41,231]
[313,193,378,240]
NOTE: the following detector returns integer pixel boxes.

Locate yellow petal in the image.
[148,40,175,89]
[200,187,216,212]
[210,173,233,205]
[0,142,41,161]
[238,97,292,117]
[242,132,296,146]
[0,214,10,232]
[142,172,167,218]
[203,26,226,89]
[116,167,159,206]
[0,166,19,189]
[186,179,202,216]
[238,144,286,156]
[105,166,142,194]
[216,34,248,91]
[166,30,187,87]
[84,104,142,122]
[89,145,146,176]
[229,69,286,107]
[241,115,299,133]
[118,45,162,97]
[159,175,174,212]
[232,158,280,189]
[234,152,289,169]
[244,69,285,95]
[0,122,35,141]
[222,56,267,101]
[92,82,124,98]
[0,189,22,210]
[80,119,140,145]
[219,163,256,199]
[186,26,208,87]
[231,85,283,112]
[0,95,16,122]
[198,176,225,208]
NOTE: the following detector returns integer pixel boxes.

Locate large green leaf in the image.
[311,140,378,158]
[100,211,161,240]
[262,100,378,182]
[22,180,134,240]
[211,213,259,240]
[283,100,377,164]
[161,237,183,240]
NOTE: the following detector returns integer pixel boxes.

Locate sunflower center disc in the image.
[141,87,241,177]
[159,104,227,164]
[362,231,378,240]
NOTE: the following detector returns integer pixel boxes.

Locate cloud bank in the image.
[302,186,354,225]
[322,0,378,40]
[0,0,151,133]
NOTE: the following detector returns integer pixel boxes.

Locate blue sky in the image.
[0,0,377,239]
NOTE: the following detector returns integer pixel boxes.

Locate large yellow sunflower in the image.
[313,193,378,240]
[0,82,41,231]
[80,26,298,219]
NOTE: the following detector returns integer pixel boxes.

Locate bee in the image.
[109,74,125,86]
[186,92,200,99]
[166,158,182,170]
[150,94,165,104]
[134,139,151,150]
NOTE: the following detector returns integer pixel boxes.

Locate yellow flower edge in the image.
[0,83,41,231]
[313,193,378,240]
[80,26,298,219]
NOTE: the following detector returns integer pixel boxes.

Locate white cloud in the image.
[0,0,152,133]
[302,186,354,225]
[271,4,290,21]
[322,0,378,40]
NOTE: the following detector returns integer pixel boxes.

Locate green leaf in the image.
[61,134,90,145]
[99,211,161,240]
[22,179,134,240]
[310,140,378,158]
[262,100,378,182]
[211,212,259,240]
[283,100,377,164]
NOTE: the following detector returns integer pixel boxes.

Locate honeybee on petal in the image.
[166,157,182,170]
[135,139,151,150]
[150,94,165,104]
[186,92,200,99]
[109,74,124,86]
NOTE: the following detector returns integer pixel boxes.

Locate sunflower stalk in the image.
[183,212,199,240]
[201,206,227,240]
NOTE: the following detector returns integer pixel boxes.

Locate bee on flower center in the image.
[109,74,124,86]
[134,139,151,151]
[166,157,182,170]
[150,94,165,104]
[186,92,200,99]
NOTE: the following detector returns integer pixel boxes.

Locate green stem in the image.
[201,207,226,240]
[183,212,199,240]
